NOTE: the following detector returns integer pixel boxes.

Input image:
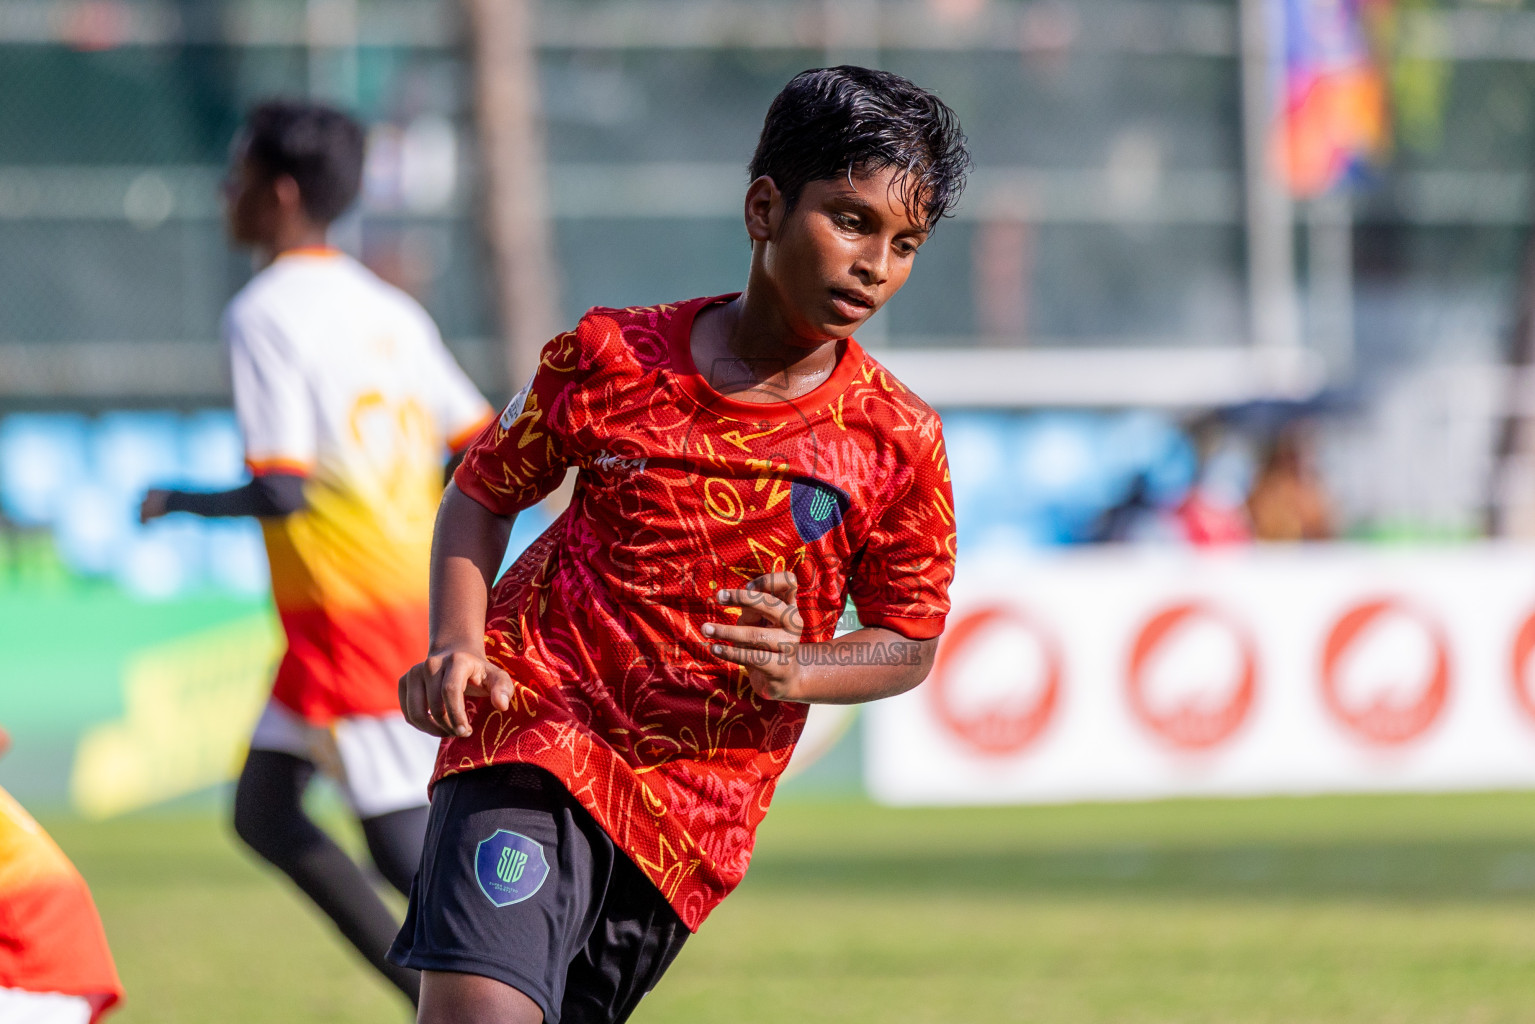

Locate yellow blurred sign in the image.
[69,615,280,819]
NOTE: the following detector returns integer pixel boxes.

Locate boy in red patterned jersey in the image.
[391,66,970,1024]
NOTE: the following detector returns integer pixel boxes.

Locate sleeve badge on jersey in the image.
[499,380,532,431]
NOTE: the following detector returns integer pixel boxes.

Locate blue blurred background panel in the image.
[91,411,182,498]
[53,480,135,578]
[202,519,270,597]
[945,409,1200,550]
[0,409,587,600]
[1,411,257,599]
[182,411,246,490]
[0,408,1222,599]
[0,413,90,528]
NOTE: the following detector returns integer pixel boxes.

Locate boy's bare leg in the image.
[418,970,544,1024]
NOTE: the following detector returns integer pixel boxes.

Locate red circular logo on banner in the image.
[928,604,1063,756]
[1320,598,1450,746]
[1125,602,1257,750]
[1511,611,1535,724]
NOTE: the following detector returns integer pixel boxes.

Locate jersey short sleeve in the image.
[225,300,316,476]
[453,330,584,516]
[415,311,494,453]
[846,423,956,640]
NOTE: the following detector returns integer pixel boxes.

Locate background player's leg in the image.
[418,969,545,1024]
[360,805,428,897]
[232,749,421,1004]
[333,713,435,899]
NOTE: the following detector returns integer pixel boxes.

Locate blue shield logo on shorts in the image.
[790,477,849,542]
[475,830,550,908]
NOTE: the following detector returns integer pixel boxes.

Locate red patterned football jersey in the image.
[440,294,955,929]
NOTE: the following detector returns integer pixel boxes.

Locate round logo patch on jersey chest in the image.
[474,829,550,908]
[790,478,850,542]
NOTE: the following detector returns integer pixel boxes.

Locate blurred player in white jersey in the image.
[140,100,493,1007]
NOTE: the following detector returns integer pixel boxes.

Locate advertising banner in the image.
[0,582,276,814]
[867,545,1535,805]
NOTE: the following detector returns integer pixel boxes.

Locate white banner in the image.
[866,544,1535,805]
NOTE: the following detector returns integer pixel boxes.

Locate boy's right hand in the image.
[399,646,514,738]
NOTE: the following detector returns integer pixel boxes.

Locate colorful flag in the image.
[1275,0,1391,197]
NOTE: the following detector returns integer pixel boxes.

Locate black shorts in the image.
[387,763,690,1024]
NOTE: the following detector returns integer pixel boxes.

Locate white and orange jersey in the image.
[226,247,493,723]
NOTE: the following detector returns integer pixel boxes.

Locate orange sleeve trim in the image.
[853,611,947,641]
[246,457,313,477]
[447,409,497,453]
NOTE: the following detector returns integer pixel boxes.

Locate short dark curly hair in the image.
[241,99,365,224]
[749,66,970,231]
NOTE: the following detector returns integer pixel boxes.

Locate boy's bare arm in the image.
[768,626,937,703]
[705,573,939,704]
[399,481,518,738]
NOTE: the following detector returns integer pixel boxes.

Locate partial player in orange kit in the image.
[0,727,124,1023]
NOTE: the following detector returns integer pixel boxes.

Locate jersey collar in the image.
[275,245,344,261]
[665,293,867,424]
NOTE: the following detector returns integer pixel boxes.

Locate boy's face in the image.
[758,164,929,345]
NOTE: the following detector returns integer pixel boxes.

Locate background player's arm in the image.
[705,573,939,703]
[139,473,306,522]
[398,481,518,738]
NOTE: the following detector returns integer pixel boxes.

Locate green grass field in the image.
[47,791,1535,1023]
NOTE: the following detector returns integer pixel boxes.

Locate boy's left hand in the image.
[704,572,805,701]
